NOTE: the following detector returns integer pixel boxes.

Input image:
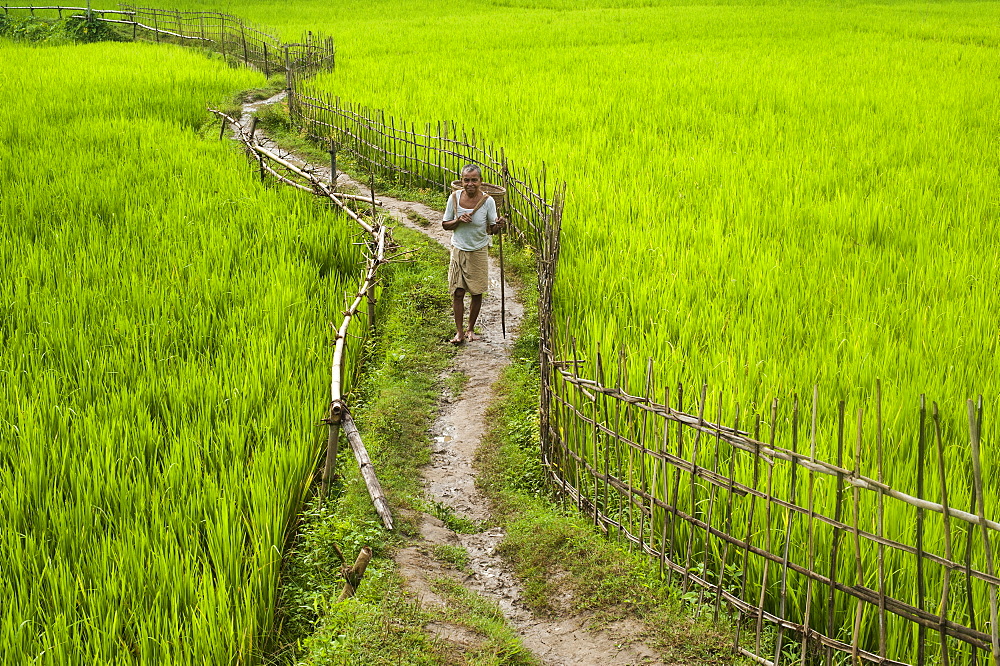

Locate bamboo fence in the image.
[543,343,999,665]
[285,74,553,249]
[1,5,336,76]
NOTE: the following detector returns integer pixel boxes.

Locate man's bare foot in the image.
[465,330,482,342]
[450,333,465,345]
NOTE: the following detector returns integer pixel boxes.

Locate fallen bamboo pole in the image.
[342,412,394,530]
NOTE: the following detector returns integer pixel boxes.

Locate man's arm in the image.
[442,192,467,230]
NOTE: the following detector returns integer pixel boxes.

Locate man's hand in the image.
[458,213,473,224]
[490,216,507,234]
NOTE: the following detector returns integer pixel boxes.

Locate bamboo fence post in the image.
[825,400,844,666]
[174,9,181,38]
[969,397,1000,666]
[659,386,672,579]
[800,386,818,666]
[219,14,226,60]
[571,338,583,514]
[152,8,158,42]
[589,344,602,528]
[754,399,778,657]
[964,445,979,666]
[715,401,739,623]
[666,383,685,586]
[611,348,625,540]
[322,400,342,499]
[199,13,204,41]
[876,380,888,656]
[283,45,290,91]
[681,384,708,592]
[696,390,723,614]
[825,401,847,666]
[263,41,269,77]
[933,404,954,666]
[641,358,654,555]
[850,408,865,663]
[328,139,338,185]
[917,395,928,666]
[240,22,248,65]
[773,395,800,665]
[597,349,611,536]
[619,348,635,545]
[733,411,762,658]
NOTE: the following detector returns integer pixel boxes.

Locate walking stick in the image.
[499,157,514,340]
[499,219,506,339]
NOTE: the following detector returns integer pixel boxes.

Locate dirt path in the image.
[240,92,667,665]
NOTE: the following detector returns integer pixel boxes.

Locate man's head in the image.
[461,164,482,196]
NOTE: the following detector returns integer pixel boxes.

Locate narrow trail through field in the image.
[240,92,668,665]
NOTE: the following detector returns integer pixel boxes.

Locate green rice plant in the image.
[0,41,364,663]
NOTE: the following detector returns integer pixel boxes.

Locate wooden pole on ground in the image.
[342,411,394,530]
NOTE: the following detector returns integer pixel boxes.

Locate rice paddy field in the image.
[6,0,1000,663]
[164,0,1000,449]
[0,41,362,663]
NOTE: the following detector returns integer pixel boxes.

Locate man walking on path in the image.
[442,164,505,344]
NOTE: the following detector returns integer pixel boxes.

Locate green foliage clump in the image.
[0,13,124,44]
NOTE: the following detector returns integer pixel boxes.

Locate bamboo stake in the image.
[337,546,373,601]
[933,403,954,666]
[669,383,689,567]
[734,411,762,658]
[659,386,672,579]
[754,399,778,657]
[800,386,819,666]
[681,384,708,591]
[773,395,799,666]
[825,401,846,666]
[876,381,888,657]
[969,397,1000,666]
[342,412,393,530]
[851,408,865,663]
[715,401,739,623]
[640,359,654,560]
[917,395,928,666]
[696,390,723,615]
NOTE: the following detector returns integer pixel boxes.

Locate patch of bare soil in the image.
[238,93,669,664]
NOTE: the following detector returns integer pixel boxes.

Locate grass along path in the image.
[237,95,742,663]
